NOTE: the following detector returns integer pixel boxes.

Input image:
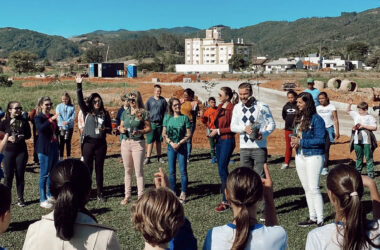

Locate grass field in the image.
[1,149,379,249]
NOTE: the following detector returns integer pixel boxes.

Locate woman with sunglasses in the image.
[118,90,151,205]
[0,101,31,207]
[209,87,236,212]
[34,96,60,209]
[162,97,191,203]
[76,74,112,202]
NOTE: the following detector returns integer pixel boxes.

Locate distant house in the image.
[251,57,268,72]
[322,57,346,71]
[302,60,319,70]
[350,60,363,70]
[264,58,303,73]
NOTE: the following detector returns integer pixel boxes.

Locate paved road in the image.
[159,81,380,139]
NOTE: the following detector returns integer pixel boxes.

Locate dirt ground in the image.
[22,74,379,164]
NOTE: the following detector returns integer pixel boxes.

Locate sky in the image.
[1,0,379,38]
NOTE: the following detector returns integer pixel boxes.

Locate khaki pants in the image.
[121,139,145,199]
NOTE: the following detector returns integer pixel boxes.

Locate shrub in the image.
[0,75,13,87]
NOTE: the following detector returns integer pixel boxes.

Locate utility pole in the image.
[105,45,110,62]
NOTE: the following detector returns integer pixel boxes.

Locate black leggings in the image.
[83,138,107,195]
[59,128,73,158]
[3,149,28,200]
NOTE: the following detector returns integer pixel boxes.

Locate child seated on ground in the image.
[346,98,377,178]
[200,97,218,163]
[306,164,380,249]
[0,183,12,250]
[131,168,197,250]
[203,165,287,250]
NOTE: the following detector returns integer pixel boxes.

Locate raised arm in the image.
[76,74,89,116]
[346,98,353,114]
[362,175,380,220]
[262,164,279,226]
[332,110,340,139]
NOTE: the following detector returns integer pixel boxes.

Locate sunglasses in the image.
[128,98,136,103]
[93,100,102,104]
[44,103,53,106]
[12,107,23,110]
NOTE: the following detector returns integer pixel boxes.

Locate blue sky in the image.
[1,0,379,38]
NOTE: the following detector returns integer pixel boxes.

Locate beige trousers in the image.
[121,139,145,199]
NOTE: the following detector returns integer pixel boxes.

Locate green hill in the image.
[2,8,380,62]
[0,27,80,61]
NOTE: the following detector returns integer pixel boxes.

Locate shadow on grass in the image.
[25,166,40,174]
[24,199,40,206]
[8,219,39,232]
[89,207,112,216]
[275,188,330,215]
[186,182,221,202]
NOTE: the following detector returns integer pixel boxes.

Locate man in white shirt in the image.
[231,82,276,177]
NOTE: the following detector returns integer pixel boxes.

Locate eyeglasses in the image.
[44,103,53,107]
[93,100,102,104]
[12,107,23,110]
[128,98,136,103]
[173,103,180,107]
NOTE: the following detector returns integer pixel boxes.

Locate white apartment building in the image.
[176,27,252,73]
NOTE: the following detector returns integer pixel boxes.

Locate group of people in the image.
[0,76,379,249]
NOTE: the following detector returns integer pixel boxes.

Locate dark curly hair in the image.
[293,92,316,132]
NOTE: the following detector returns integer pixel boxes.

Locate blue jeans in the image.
[326,126,335,143]
[186,122,196,160]
[38,143,59,202]
[216,137,235,202]
[167,144,188,194]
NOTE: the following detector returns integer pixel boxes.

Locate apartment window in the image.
[220,48,224,50]
[228,54,232,56]
[206,48,209,50]
[206,60,209,63]
[187,60,191,63]
[211,54,215,57]
[211,60,215,63]
[220,60,223,63]
[211,48,215,51]
[187,43,190,45]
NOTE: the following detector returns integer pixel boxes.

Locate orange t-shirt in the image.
[201,107,217,129]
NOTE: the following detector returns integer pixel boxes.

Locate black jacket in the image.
[0,116,31,152]
[282,102,297,131]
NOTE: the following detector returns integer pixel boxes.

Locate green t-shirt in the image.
[163,114,191,143]
[120,108,149,141]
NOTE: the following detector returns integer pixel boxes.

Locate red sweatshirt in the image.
[215,102,235,140]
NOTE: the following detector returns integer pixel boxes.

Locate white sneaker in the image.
[80,156,84,162]
[47,196,56,204]
[281,164,289,170]
[321,168,328,176]
[40,200,53,209]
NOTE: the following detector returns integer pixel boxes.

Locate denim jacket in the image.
[297,113,325,156]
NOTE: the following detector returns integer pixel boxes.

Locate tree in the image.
[229,54,249,71]
[346,42,369,61]
[8,50,37,74]
[84,46,104,63]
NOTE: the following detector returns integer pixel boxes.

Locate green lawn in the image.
[1,149,379,249]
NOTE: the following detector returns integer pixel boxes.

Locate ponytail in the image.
[226,167,263,250]
[54,182,79,240]
[50,159,92,241]
[327,165,380,250]
[232,205,250,250]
